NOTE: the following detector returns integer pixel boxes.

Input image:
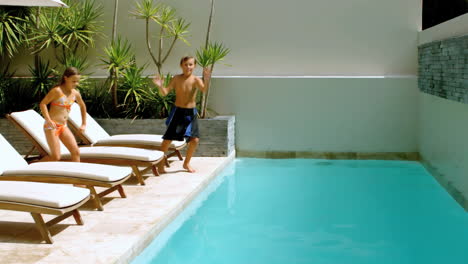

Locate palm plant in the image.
[30,8,66,54]
[141,76,175,118]
[204,0,215,47]
[1,75,37,114]
[28,56,56,100]
[60,52,89,73]
[119,66,175,119]
[101,37,134,108]
[112,0,119,42]
[5,81,38,113]
[121,63,147,112]
[63,0,102,54]
[0,63,13,114]
[150,89,175,118]
[132,0,190,75]
[153,72,175,117]
[196,41,230,118]
[194,0,231,118]
[80,79,112,118]
[107,0,120,109]
[0,7,32,58]
[29,0,103,64]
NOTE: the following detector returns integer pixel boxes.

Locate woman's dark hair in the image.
[179,56,197,65]
[60,67,80,84]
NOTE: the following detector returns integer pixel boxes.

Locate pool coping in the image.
[237,150,420,160]
[0,155,235,263]
[117,152,236,264]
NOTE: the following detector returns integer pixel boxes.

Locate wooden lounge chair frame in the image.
[0,174,128,211]
[0,196,89,244]
[0,133,131,211]
[7,114,162,186]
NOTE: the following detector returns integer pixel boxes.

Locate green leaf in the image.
[132,0,161,20]
[196,41,230,68]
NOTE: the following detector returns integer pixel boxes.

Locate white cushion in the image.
[69,104,185,148]
[62,147,164,162]
[69,103,110,144]
[0,181,90,208]
[3,162,132,182]
[0,134,28,174]
[10,110,165,162]
[97,134,185,148]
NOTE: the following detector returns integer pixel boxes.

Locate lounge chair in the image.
[0,134,132,211]
[68,103,186,162]
[7,110,165,185]
[0,181,90,244]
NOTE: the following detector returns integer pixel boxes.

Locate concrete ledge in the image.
[0,116,236,157]
[95,116,235,157]
[237,150,420,160]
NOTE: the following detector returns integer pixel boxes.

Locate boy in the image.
[152,56,211,173]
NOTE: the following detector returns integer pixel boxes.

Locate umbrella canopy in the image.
[0,0,67,7]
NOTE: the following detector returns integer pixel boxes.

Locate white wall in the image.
[417,15,468,200]
[419,93,468,198]
[9,0,423,154]
[210,77,419,152]
[11,0,421,77]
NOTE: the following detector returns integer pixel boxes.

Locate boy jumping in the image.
[152,56,211,173]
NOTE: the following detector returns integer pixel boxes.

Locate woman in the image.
[39,67,87,162]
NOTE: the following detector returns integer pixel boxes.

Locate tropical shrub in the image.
[79,78,113,118]
[119,65,175,119]
[28,57,56,100]
[30,0,103,61]
[100,37,134,108]
[196,41,230,118]
[0,6,32,59]
[132,0,190,75]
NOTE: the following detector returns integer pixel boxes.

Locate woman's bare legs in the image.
[60,127,80,162]
[41,128,61,161]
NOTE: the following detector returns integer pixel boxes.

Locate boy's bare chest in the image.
[174,79,196,93]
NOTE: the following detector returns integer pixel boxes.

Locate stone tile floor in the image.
[0,155,234,264]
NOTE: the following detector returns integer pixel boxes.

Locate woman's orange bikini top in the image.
[50,92,75,111]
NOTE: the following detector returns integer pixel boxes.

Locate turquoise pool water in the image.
[132,158,468,264]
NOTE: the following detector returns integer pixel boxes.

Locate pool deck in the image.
[0,154,234,264]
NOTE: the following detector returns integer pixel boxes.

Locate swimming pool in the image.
[132,158,468,264]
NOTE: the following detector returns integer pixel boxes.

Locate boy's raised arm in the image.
[153,75,173,96]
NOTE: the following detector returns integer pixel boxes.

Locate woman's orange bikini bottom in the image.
[44,121,66,136]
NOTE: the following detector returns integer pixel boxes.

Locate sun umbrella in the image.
[0,0,68,7]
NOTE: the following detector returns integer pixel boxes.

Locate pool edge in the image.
[237,150,420,160]
[117,152,236,264]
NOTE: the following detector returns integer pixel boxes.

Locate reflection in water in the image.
[316,161,333,166]
[134,159,468,264]
[227,167,237,214]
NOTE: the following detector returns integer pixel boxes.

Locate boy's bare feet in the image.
[183,163,196,173]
